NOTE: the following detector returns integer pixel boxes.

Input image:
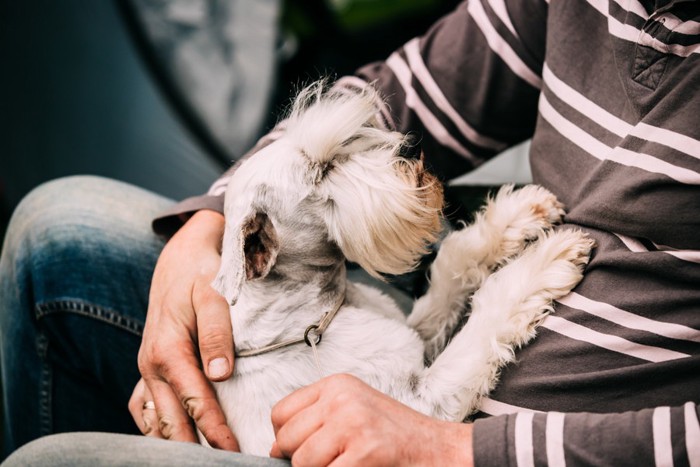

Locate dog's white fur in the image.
[210,82,594,455]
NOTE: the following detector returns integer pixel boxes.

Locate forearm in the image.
[473,402,700,466]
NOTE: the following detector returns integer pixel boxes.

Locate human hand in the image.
[270,374,474,466]
[128,209,239,451]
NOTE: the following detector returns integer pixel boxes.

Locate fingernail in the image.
[208,357,229,379]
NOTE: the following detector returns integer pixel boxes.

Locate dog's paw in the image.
[470,228,594,344]
[548,228,596,271]
[486,184,566,261]
[521,228,595,303]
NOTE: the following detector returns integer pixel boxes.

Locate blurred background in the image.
[0,0,530,241]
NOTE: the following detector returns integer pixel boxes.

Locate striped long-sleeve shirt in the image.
[154,0,700,464]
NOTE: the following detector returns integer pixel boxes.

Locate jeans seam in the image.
[35,300,145,337]
[36,332,52,436]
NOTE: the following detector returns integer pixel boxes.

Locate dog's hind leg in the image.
[407,228,594,421]
[408,184,565,362]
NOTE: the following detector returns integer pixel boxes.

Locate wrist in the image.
[439,421,474,466]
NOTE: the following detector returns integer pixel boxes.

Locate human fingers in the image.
[271,375,362,460]
[140,382,162,438]
[270,379,323,436]
[146,376,198,443]
[128,378,147,433]
[284,423,347,467]
[155,352,239,451]
[277,376,379,466]
[192,276,234,382]
[270,401,325,459]
[138,317,237,450]
[139,335,239,450]
[128,378,162,437]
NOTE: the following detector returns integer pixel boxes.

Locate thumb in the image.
[196,282,235,382]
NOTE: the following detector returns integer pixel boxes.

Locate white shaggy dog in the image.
[210,83,594,456]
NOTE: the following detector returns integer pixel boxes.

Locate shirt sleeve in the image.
[472,402,700,466]
[151,124,285,237]
[354,0,546,181]
[152,0,547,236]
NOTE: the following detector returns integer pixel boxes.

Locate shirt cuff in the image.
[472,415,512,467]
[152,193,225,237]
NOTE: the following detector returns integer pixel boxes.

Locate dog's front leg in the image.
[408,184,565,362]
[409,228,594,422]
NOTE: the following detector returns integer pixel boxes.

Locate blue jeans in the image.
[3,433,289,466]
[0,176,287,465]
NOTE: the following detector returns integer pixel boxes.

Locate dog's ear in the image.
[239,211,279,282]
[211,210,279,305]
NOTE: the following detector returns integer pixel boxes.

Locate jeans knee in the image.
[1,176,169,329]
[5,177,108,259]
[3,175,172,263]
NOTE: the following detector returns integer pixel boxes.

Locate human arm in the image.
[270,374,700,466]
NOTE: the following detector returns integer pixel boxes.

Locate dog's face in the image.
[212,83,444,305]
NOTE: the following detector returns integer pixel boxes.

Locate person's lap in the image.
[2,432,290,466]
[0,176,167,456]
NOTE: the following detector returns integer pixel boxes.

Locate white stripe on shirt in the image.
[557,292,700,343]
[538,94,700,184]
[545,412,567,467]
[541,315,690,362]
[615,233,700,265]
[386,53,480,162]
[614,232,649,252]
[515,412,536,467]
[542,64,632,138]
[543,64,700,161]
[479,397,542,416]
[468,0,542,89]
[630,123,700,161]
[486,0,519,37]
[612,0,649,19]
[662,249,700,264]
[587,0,700,57]
[652,406,674,467]
[684,402,700,467]
[404,38,508,151]
[663,14,700,36]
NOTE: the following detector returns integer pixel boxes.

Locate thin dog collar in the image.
[234,293,345,359]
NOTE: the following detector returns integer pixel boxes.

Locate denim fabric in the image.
[3,432,290,466]
[0,176,172,457]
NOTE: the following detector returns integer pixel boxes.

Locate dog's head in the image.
[212,81,444,305]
